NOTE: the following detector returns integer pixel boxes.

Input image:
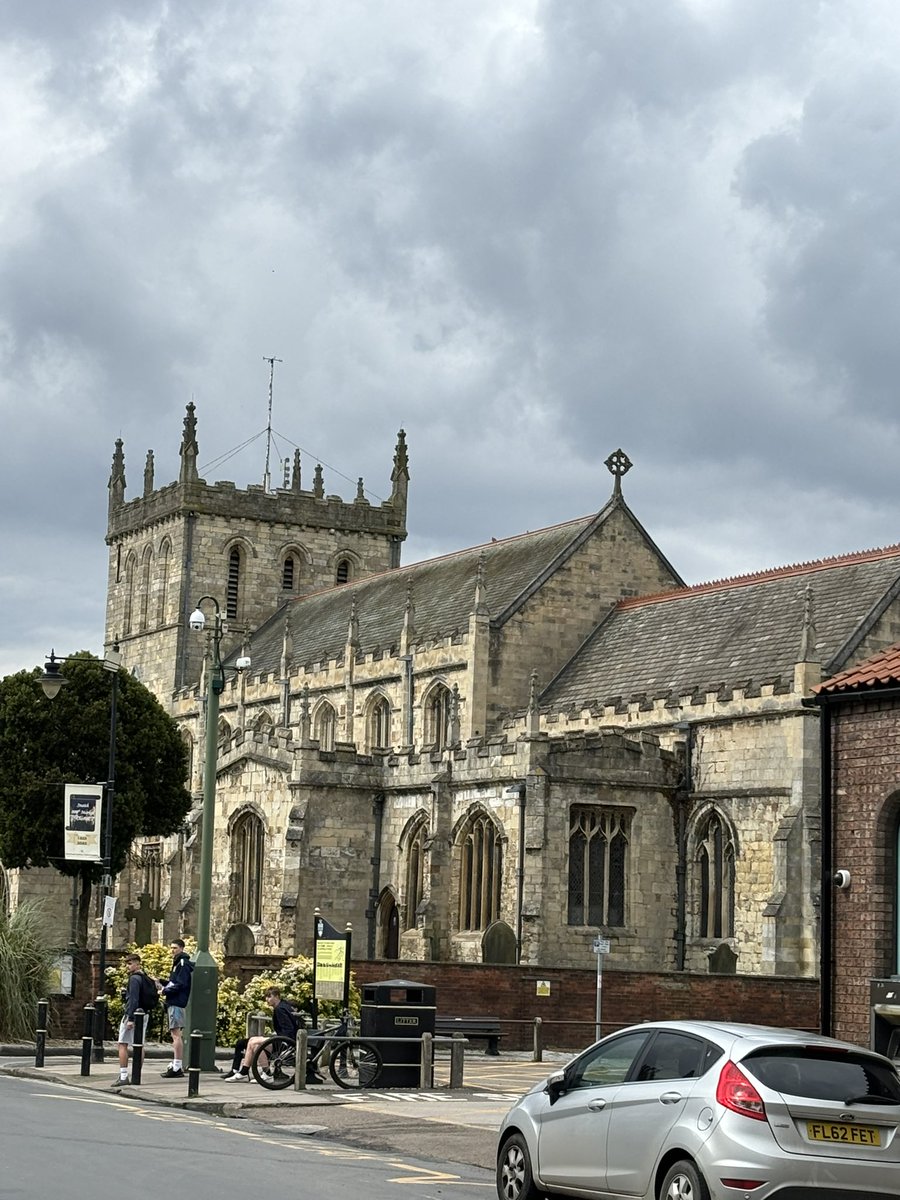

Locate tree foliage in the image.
[0,653,190,891]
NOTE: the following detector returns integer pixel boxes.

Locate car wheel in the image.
[497,1133,541,1200]
[660,1160,710,1200]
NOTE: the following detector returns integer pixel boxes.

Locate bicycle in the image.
[250,1010,382,1090]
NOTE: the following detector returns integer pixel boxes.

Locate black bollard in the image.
[131,1010,145,1084]
[92,996,107,1064]
[35,998,49,1068]
[80,1004,95,1076]
[187,1029,202,1098]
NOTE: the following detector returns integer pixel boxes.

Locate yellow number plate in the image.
[807,1122,880,1146]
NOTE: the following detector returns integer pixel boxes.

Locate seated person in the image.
[223,988,322,1083]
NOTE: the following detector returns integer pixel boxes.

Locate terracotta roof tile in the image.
[815,643,900,695]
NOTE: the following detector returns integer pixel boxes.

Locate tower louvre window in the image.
[282,554,295,592]
[336,559,351,584]
[226,547,241,619]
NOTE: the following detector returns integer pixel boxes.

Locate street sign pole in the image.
[592,936,611,1042]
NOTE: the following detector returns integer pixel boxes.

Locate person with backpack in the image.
[112,953,155,1087]
[159,938,193,1079]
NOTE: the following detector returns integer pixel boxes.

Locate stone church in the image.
[28,403,900,979]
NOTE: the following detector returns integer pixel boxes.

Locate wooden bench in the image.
[435,1015,503,1055]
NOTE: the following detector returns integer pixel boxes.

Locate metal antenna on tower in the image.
[262,355,283,491]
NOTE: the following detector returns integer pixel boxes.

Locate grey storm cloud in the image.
[4,0,900,675]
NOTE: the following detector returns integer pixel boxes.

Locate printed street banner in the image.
[63,784,103,862]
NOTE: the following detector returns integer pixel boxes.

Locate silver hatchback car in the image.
[496,1020,900,1200]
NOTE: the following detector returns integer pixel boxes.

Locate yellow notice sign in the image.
[314,937,347,1000]
[536,980,551,997]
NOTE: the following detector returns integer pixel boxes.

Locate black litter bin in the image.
[360,979,436,1087]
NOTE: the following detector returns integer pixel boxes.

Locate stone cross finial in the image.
[123,892,165,945]
[604,448,632,497]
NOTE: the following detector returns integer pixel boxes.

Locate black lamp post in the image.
[41,644,122,1062]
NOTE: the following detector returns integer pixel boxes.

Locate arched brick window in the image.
[568,807,629,927]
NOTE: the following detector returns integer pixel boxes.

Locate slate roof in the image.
[815,642,900,696]
[543,545,900,710]
[241,512,600,677]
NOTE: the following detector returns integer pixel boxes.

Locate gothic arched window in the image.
[425,684,451,750]
[226,546,241,620]
[697,812,735,939]
[457,811,501,931]
[232,811,264,925]
[157,540,171,626]
[315,702,336,751]
[336,558,352,585]
[123,553,136,635]
[405,819,428,930]
[139,546,153,630]
[568,807,629,927]
[368,695,391,751]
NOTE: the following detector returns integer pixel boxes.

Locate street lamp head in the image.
[235,655,251,672]
[189,607,206,631]
[40,652,68,700]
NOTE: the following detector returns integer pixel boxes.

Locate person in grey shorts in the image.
[112,954,144,1087]
[159,939,193,1079]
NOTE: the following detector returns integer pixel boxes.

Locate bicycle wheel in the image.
[328,1040,382,1089]
[251,1035,296,1089]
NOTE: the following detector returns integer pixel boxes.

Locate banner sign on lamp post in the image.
[63,785,103,862]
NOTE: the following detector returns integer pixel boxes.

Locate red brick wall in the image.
[830,701,900,1047]
[47,952,819,1050]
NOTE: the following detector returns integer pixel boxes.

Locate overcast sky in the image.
[3,0,900,677]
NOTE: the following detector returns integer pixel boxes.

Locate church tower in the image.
[105,403,409,702]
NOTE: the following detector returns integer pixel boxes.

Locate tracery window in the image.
[232,811,264,925]
[315,702,337,751]
[457,812,501,931]
[697,812,735,939]
[425,684,451,750]
[141,842,162,908]
[226,546,241,620]
[568,807,629,927]
[405,820,428,930]
[369,695,391,751]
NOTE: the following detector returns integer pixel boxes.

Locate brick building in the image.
[809,647,900,1048]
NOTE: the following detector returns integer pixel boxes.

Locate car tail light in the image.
[716,1061,766,1121]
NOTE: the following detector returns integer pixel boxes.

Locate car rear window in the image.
[742,1047,900,1103]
